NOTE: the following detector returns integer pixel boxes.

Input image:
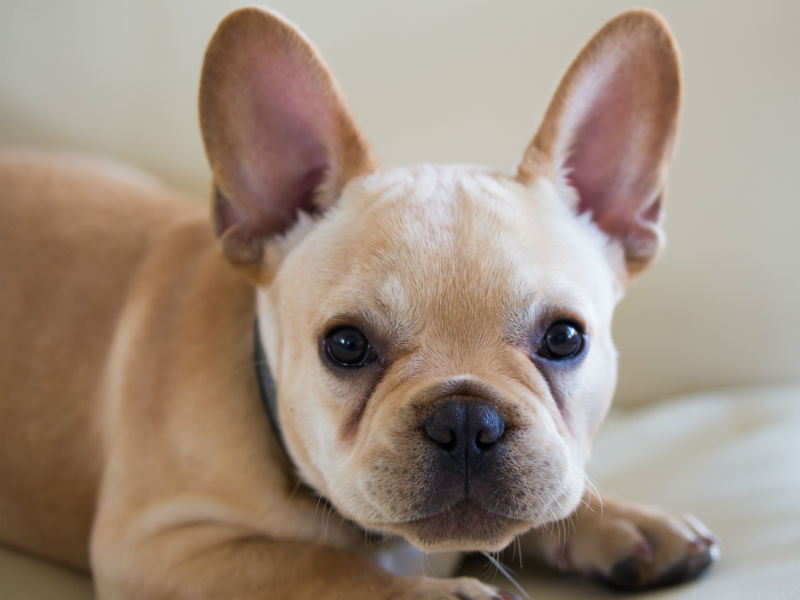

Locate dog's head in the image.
[199,8,680,552]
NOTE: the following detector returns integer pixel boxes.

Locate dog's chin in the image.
[380,500,531,553]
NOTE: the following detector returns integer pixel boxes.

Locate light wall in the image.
[1,1,798,405]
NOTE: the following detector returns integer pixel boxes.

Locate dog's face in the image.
[199,9,681,552]
[260,167,621,550]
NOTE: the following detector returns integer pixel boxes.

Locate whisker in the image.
[421,550,432,577]
[583,475,604,518]
[480,551,531,600]
[288,478,303,499]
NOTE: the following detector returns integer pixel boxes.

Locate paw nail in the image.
[709,543,722,561]
[688,538,706,551]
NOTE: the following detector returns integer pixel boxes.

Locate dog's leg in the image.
[517,491,719,590]
[91,522,511,600]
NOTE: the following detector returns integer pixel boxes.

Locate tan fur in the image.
[0,8,715,599]
[0,152,200,568]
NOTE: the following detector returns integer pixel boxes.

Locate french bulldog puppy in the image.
[0,6,718,599]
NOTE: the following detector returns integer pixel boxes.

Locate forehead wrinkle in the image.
[373,274,415,324]
[421,204,523,349]
[365,169,531,338]
[329,165,610,360]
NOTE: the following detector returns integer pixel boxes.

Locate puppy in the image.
[0,7,718,598]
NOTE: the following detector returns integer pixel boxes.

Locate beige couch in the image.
[1,1,798,597]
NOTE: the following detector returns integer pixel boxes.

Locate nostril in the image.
[425,423,456,450]
[475,426,503,450]
[470,403,505,450]
[423,399,506,457]
[438,430,458,452]
[423,401,466,453]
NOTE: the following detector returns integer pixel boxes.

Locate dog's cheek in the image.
[274,367,363,496]
[540,336,619,450]
[570,337,619,443]
[356,446,435,521]
[297,398,428,524]
[270,339,377,499]
[498,428,582,522]
[277,397,336,492]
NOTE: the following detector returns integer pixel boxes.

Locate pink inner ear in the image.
[563,55,665,242]
[229,49,333,235]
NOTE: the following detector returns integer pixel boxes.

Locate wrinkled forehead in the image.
[296,165,620,333]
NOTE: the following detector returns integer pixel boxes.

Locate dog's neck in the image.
[253,320,285,451]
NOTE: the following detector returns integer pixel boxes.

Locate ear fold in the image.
[518,10,682,277]
[199,7,376,268]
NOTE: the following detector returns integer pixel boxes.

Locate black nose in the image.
[423,400,505,463]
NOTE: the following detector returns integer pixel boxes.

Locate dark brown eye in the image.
[540,321,584,360]
[324,326,374,367]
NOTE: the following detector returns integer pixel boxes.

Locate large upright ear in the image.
[518,10,681,277]
[199,7,376,271]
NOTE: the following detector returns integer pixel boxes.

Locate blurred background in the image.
[2,0,798,405]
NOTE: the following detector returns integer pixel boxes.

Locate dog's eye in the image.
[540,321,584,360]
[324,326,374,367]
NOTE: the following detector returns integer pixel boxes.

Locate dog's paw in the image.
[539,496,719,590]
[402,576,518,600]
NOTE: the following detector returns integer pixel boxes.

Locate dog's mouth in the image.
[384,499,527,552]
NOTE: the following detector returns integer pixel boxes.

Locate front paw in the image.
[402,576,519,600]
[540,496,719,590]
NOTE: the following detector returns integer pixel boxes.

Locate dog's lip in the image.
[403,498,501,524]
[356,492,553,530]
[401,496,512,523]
[355,498,517,529]
[395,499,521,547]
[408,498,526,532]
[367,489,570,532]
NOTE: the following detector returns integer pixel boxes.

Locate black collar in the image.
[253,320,286,452]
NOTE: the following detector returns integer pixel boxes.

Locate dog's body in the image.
[0,8,717,599]
[0,154,206,567]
